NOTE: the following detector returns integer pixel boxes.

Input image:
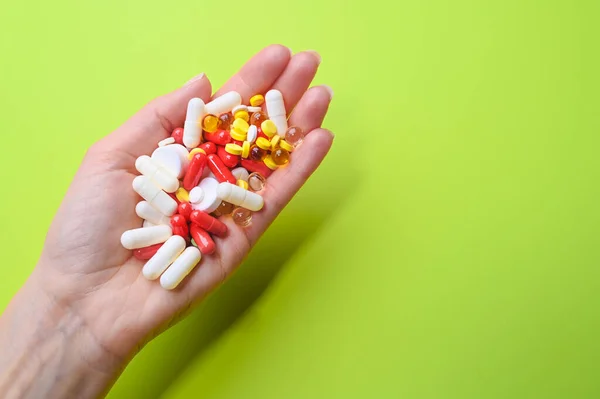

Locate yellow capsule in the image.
[230,130,247,141]
[232,118,249,134]
[176,187,190,202]
[237,179,249,190]
[263,155,279,170]
[242,141,250,158]
[270,134,281,150]
[202,114,218,133]
[234,110,249,122]
[188,148,206,160]
[248,172,266,191]
[261,120,277,138]
[232,207,253,227]
[225,143,243,155]
[213,201,235,217]
[250,94,265,107]
[271,148,290,166]
[256,137,271,150]
[280,139,294,152]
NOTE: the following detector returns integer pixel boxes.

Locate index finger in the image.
[212,44,292,102]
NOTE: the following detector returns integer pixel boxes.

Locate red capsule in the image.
[241,159,273,178]
[204,129,232,146]
[233,140,244,147]
[170,214,189,238]
[133,243,163,260]
[190,224,216,255]
[190,210,228,237]
[177,202,193,221]
[207,154,237,184]
[199,141,217,155]
[171,127,184,145]
[183,152,207,190]
[217,145,240,168]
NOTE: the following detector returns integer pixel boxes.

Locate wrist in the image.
[0,271,126,398]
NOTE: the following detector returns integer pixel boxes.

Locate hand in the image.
[35,45,333,359]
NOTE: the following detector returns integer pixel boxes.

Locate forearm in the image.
[0,274,125,399]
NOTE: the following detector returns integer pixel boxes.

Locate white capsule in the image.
[183,98,206,148]
[158,137,175,147]
[266,90,288,137]
[205,91,242,116]
[135,155,179,193]
[247,106,262,113]
[132,176,178,216]
[142,220,155,228]
[189,187,205,204]
[152,144,189,179]
[142,235,187,280]
[121,225,172,250]
[191,177,221,213]
[231,167,249,182]
[217,182,264,211]
[247,125,258,144]
[136,201,171,225]
[160,246,202,290]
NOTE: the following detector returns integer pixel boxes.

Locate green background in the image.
[1,0,599,397]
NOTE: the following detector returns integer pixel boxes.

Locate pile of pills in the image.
[120,90,305,290]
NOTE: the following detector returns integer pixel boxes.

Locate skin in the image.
[0,44,334,399]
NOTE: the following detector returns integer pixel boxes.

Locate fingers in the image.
[104,74,213,159]
[246,86,334,243]
[213,44,292,102]
[288,85,333,127]
[268,51,322,114]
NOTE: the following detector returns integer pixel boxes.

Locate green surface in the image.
[1,0,599,398]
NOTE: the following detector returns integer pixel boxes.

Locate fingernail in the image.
[184,73,204,86]
[327,129,335,139]
[306,50,322,65]
[321,85,334,99]
[287,47,293,57]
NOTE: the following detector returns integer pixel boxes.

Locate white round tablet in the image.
[152,144,190,179]
[189,187,205,204]
[191,177,221,213]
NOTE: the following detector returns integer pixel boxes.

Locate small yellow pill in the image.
[250,94,265,107]
[232,118,249,134]
[256,137,271,150]
[188,148,206,160]
[279,139,294,152]
[225,143,243,155]
[270,134,280,150]
[263,155,279,170]
[237,179,249,190]
[230,130,247,141]
[176,187,190,202]
[242,141,250,158]
[234,110,249,122]
[261,120,277,138]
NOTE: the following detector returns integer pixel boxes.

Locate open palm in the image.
[35,45,333,358]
